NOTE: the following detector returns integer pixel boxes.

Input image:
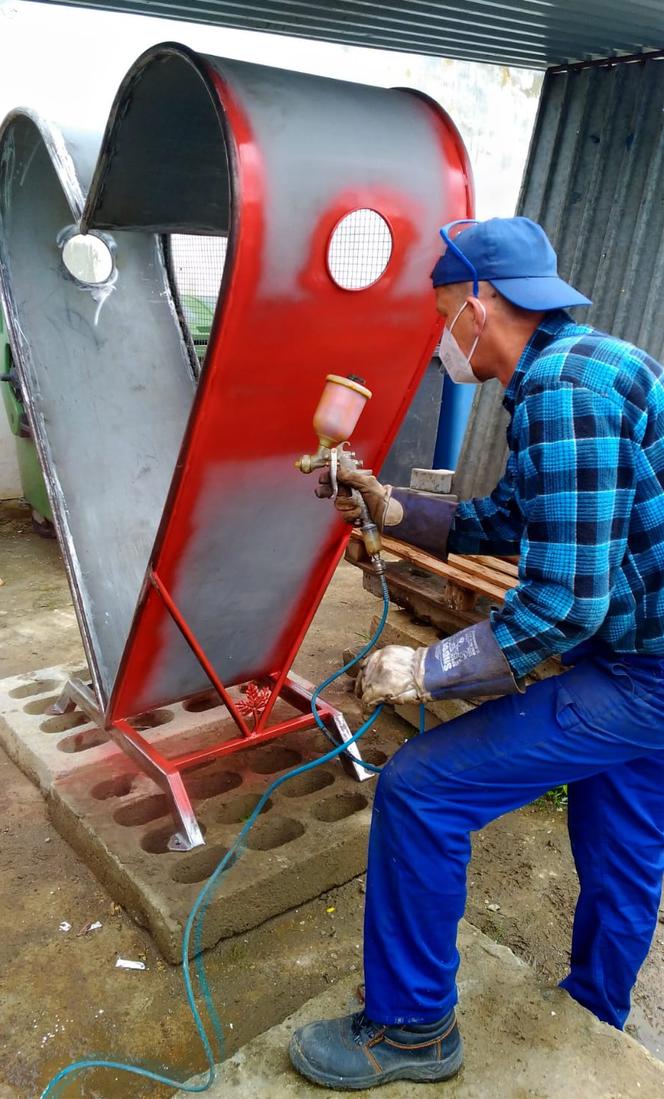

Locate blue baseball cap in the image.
[431,216,591,311]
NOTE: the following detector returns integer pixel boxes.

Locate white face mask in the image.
[439,300,486,384]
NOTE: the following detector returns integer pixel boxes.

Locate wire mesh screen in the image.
[327,209,393,290]
[167,235,228,363]
[168,214,393,364]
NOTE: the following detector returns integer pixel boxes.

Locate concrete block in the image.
[178,920,664,1098]
[0,663,408,964]
[48,725,394,963]
[0,663,240,792]
[409,468,455,494]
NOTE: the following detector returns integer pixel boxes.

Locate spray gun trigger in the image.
[329,446,339,499]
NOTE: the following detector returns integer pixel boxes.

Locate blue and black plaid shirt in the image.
[449,310,664,679]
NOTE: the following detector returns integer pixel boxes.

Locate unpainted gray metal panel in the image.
[0,111,199,704]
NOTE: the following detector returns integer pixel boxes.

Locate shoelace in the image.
[351,1011,384,1045]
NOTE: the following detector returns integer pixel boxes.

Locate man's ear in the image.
[466,296,487,335]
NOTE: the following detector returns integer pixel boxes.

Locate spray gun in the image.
[296,374,385,576]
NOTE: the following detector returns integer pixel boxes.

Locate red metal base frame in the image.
[51,571,372,851]
[113,671,369,850]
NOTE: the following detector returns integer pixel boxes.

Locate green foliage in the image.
[541,785,568,810]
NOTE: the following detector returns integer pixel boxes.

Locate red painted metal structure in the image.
[20,44,473,848]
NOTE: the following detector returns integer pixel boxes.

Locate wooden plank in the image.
[348,531,518,597]
[446,554,517,592]
[375,535,512,603]
[461,554,520,580]
[361,562,483,633]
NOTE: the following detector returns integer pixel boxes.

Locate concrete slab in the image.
[409,468,454,494]
[177,920,664,1098]
[0,663,406,964]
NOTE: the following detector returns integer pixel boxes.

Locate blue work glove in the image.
[356,621,520,710]
[389,487,457,559]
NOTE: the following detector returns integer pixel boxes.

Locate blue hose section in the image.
[40,572,391,1099]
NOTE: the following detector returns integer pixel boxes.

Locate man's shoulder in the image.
[523,323,663,410]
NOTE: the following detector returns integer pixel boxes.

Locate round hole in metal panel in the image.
[246,747,302,774]
[327,209,392,290]
[61,233,114,284]
[216,794,273,825]
[245,817,305,851]
[312,793,369,822]
[40,712,89,734]
[9,679,59,699]
[280,770,335,798]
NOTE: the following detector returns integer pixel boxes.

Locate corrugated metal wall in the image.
[454,55,664,499]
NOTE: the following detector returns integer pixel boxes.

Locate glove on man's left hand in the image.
[355,620,521,710]
[355,645,424,709]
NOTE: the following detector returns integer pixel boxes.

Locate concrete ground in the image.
[1,497,663,1097]
[178,923,664,1098]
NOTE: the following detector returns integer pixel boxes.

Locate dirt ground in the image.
[0,498,662,1098]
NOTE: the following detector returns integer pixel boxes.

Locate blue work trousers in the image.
[363,647,664,1029]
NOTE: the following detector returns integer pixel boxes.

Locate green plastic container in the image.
[0,307,53,523]
[181,293,216,365]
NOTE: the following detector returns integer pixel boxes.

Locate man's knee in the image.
[374,734,459,813]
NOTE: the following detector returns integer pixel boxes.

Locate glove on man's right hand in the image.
[316,466,404,529]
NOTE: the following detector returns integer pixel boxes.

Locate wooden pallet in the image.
[346,532,561,684]
[347,529,518,615]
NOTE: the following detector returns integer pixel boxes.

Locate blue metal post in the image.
[433,374,476,470]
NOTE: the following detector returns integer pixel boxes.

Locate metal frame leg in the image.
[47,671,372,853]
[49,677,103,724]
[111,719,205,851]
[326,710,375,783]
[49,679,204,851]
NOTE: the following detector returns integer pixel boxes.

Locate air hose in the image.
[40,571,392,1099]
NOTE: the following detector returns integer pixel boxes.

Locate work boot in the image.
[289,1008,463,1090]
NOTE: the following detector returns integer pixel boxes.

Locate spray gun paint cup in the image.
[313,374,372,449]
[295,374,372,474]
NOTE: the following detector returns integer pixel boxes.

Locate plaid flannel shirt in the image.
[448,310,664,679]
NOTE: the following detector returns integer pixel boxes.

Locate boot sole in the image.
[289,1034,464,1090]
